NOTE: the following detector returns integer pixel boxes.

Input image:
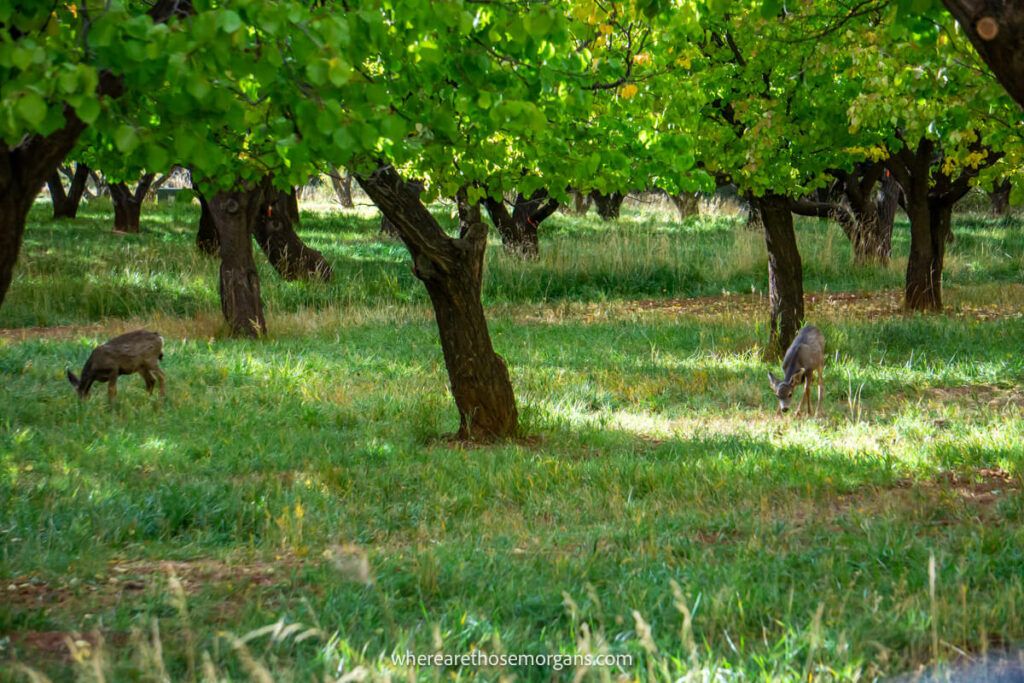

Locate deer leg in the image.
[801,374,813,417]
[816,367,824,416]
[153,367,166,398]
[107,376,118,405]
[140,369,156,394]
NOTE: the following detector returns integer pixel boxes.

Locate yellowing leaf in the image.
[620,83,638,99]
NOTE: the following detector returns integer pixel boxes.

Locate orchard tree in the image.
[0,1,189,308]
[845,13,1021,310]
[128,0,682,439]
[666,0,868,356]
[46,162,92,219]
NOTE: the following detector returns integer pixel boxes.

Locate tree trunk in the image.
[356,165,518,441]
[989,179,1011,216]
[745,201,763,232]
[0,108,91,309]
[47,171,69,218]
[570,189,592,215]
[253,185,332,281]
[0,0,186,312]
[56,163,92,219]
[208,185,267,338]
[903,193,947,312]
[195,191,220,255]
[109,173,155,233]
[886,138,985,312]
[942,0,1024,110]
[483,190,557,258]
[757,194,804,359]
[331,168,355,208]
[669,192,700,221]
[380,214,400,238]
[591,191,625,220]
[790,163,895,265]
[872,173,899,260]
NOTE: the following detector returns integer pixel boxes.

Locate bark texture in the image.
[254,185,333,281]
[989,179,1011,216]
[789,162,898,264]
[943,0,1024,109]
[357,165,518,440]
[208,186,267,337]
[483,189,559,258]
[47,163,91,219]
[886,138,990,311]
[0,1,189,310]
[109,173,155,233]
[331,168,355,208]
[0,106,90,309]
[591,191,625,220]
[569,189,592,215]
[756,194,804,359]
[669,192,700,221]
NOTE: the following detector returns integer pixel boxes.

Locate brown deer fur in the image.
[67,330,165,404]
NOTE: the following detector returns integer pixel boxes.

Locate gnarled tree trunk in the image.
[0,0,187,311]
[47,163,91,220]
[483,189,558,258]
[254,184,332,281]
[591,191,625,220]
[62,164,91,219]
[109,173,155,234]
[569,189,592,215]
[331,168,355,208]
[790,163,897,265]
[887,138,988,312]
[669,192,700,221]
[756,193,804,359]
[989,179,1011,216]
[208,185,267,338]
[357,165,518,440]
[0,107,90,309]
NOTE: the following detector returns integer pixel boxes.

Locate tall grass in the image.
[5,199,1021,328]
[0,200,1022,681]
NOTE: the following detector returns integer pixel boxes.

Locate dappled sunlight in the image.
[2,202,1023,681]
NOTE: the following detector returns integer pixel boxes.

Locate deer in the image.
[768,325,825,417]
[67,330,166,405]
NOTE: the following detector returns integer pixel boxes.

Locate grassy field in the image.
[1,196,1023,681]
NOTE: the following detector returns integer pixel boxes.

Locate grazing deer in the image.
[67,330,165,404]
[768,325,825,416]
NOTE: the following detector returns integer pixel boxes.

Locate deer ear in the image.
[792,368,806,383]
[66,369,80,387]
[768,371,780,389]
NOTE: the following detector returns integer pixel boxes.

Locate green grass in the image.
[1,198,1023,681]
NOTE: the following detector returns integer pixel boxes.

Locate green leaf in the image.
[760,0,782,19]
[73,97,101,124]
[328,58,352,87]
[16,92,47,127]
[306,61,327,86]
[145,144,170,172]
[114,125,140,153]
[524,10,553,36]
[219,10,243,34]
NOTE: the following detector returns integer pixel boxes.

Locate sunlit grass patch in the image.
[1,203,1023,680]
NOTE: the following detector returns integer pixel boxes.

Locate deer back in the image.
[90,330,164,373]
[781,326,824,382]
